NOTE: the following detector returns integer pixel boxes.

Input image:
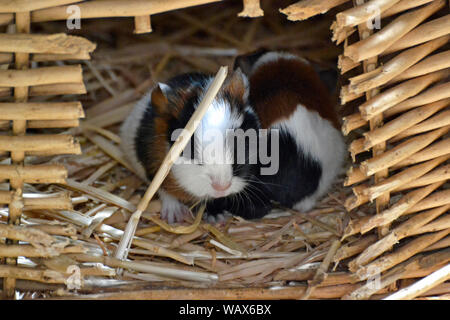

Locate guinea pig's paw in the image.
[161,199,192,224]
[293,196,317,213]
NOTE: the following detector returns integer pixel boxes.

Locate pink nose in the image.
[211,181,231,192]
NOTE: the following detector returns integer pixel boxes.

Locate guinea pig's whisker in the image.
[245,178,284,188]
[243,185,267,206]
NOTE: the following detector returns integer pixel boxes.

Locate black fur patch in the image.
[258,128,322,208]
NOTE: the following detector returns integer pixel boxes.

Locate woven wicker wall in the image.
[0,1,97,297]
[285,0,449,299]
[0,0,448,300]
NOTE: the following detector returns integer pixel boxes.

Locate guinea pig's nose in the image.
[211,181,232,192]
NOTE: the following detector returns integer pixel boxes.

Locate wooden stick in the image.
[345,249,450,299]
[50,283,363,300]
[355,229,450,280]
[344,0,445,62]
[359,69,449,121]
[385,83,450,119]
[391,108,450,143]
[363,99,449,150]
[423,236,450,253]
[0,164,67,184]
[384,15,450,55]
[0,243,84,258]
[73,253,215,282]
[114,66,228,262]
[0,13,13,25]
[382,0,435,18]
[279,0,349,21]
[413,215,450,235]
[332,235,376,263]
[0,134,80,154]
[342,113,366,136]
[0,102,84,120]
[336,0,400,29]
[364,156,449,202]
[27,224,76,237]
[134,15,152,34]
[389,50,450,84]
[359,182,444,234]
[238,0,264,18]
[394,164,450,192]
[29,83,86,96]
[338,54,360,74]
[27,120,80,129]
[350,205,449,268]
[0,191,72,210]
[0,0,84,12]
[361,126,450,176]
[4,10,30,298]
[405,189,450,214]
[344,166,367,187]
[392,138,450,170]
[384,264,450,300]
[0,265,69,284]
[360,126,449,176]
[33,52,92,62]
[0,65,83,87]
[32,0,222,22]
[0,33,95,54]
[346,36,449,95]
[302,239,341,299]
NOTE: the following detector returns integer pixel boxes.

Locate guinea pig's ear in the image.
[233,48,269,75]
[224,68,249,102]
[151,83,171,114]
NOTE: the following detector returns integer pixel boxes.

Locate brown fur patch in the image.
[224,70,247,102]
[249,58,340,129]
[151,85,169,115]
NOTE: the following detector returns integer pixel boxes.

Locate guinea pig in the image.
[120,71,269,223]
[234,50,346,213]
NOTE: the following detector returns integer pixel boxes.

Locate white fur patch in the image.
[171,94,248,199]
[252,52,310,74]
[271,105,345,212]
[119,92,152,182]
[171,162,247,199]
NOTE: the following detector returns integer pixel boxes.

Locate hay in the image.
[0,0,448,300]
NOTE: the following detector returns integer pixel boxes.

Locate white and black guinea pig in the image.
[234,50,346,213]
[120,71,268,223]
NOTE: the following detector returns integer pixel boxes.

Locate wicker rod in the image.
[31,0,222,22]
[3,10,30,298]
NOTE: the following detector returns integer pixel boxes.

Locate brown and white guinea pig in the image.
[234,50,346,213]
[120,71,267,223]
